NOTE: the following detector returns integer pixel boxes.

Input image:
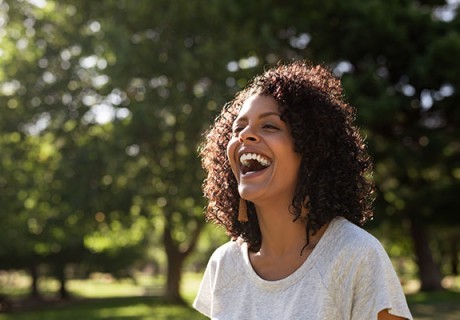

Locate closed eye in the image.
[232,126,244,135]
[262,124,279,130]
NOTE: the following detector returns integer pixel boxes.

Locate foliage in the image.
[0,0,459,299]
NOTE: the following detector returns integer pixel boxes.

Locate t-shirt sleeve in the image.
[351,240,413,320]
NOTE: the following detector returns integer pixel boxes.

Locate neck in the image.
[253,200,308,256]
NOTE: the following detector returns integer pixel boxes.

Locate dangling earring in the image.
[238,198,248,222]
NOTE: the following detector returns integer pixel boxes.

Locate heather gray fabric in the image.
[193,217,413,320]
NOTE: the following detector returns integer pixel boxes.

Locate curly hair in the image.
[200,60,375,251]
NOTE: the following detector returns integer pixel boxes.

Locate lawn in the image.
[0,273,459,320]
[407,289,460,320]
[0,272,207,320]
[0,296,206,320]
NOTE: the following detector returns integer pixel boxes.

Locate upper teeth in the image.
[240,153,271,167]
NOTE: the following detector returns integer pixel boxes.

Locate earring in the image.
[238,198,248,222]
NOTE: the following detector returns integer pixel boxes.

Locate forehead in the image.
[236,94,280,120]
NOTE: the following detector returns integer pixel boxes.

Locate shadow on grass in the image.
[407,290,460,320]
[0,295,207,320]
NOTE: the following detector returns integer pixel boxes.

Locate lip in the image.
[236,147,272,178]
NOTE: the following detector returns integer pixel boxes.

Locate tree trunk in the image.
[163,214,203,304]
[451,235,458,275]
[56,264,69,299]
[29,265,40,298]
[409,218,443,291]
[164,247,186,304]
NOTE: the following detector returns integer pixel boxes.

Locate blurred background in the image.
[0,0,459,319]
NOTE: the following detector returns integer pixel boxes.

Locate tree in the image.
[1,0,458,300]
[0,0,155,298]
[292,0,460,290]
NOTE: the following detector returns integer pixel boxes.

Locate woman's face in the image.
[227,94,301,205]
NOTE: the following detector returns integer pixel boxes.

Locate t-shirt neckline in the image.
[241,217,344,291]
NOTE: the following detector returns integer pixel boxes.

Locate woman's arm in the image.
[378,309,407,320]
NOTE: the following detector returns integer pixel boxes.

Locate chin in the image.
[238,187,265,203]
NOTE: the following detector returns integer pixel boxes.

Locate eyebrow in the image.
[234,112,281,122]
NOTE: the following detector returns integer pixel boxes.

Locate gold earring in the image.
[238,198,248,222]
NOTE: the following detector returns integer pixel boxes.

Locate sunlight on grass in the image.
[0,272,206,320]
[68,278,144,298]
[181,272,203,304]
[96,303,152,318]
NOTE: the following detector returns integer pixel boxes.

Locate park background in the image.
[0,0,459,319]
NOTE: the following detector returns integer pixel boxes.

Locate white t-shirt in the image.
[193,217,413,320]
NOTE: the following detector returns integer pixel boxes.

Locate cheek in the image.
[278,139,302,174]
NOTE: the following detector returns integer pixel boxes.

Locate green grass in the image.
[407,290,460,320]
[0,296,207,320]
[0,273,459,320]
[0,272,206,320]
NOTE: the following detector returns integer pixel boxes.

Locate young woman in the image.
[194,61,413,320]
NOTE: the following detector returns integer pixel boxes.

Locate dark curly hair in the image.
[200,60,375,251]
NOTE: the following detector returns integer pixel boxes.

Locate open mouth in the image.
[240,153,272,175]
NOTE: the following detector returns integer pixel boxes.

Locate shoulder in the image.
[204,240,246,293]
[333,220,413,319]
[312,218,412,319]
[326,217,385,256]
[206,240,245,278]
[314,217,391,280]
[208,240,242,264]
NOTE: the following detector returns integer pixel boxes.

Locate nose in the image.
[238,126,259,143]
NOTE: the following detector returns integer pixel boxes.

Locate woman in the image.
[194,61,412,320]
